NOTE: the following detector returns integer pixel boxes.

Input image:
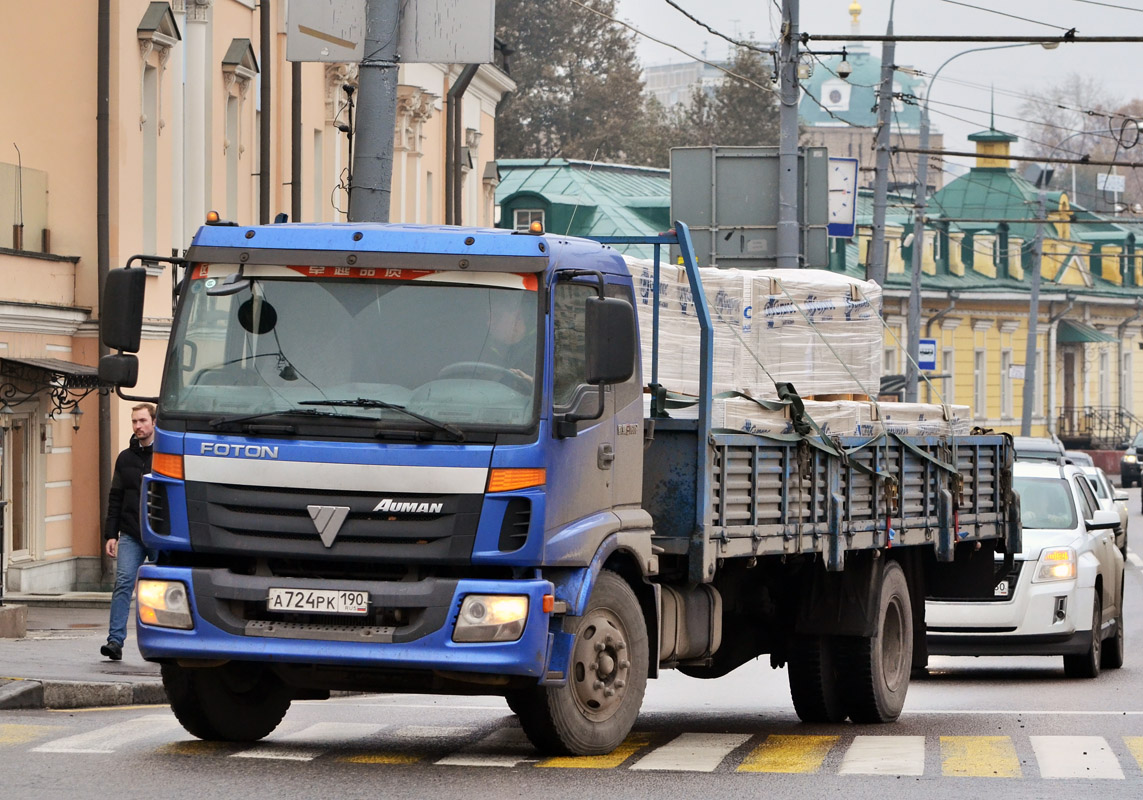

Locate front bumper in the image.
[135,565,557,680]
[926,566,1096,657]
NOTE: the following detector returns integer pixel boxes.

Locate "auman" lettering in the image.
[373,498,444,514]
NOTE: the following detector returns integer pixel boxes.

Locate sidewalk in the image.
[0,593,166,710]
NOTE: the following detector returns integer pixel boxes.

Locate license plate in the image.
[994,580,1009,597]
[267,588,370,615]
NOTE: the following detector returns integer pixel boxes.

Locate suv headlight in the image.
[1032,547,1077,583]
[1123,454,1137,464]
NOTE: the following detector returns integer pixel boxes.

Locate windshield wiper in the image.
[207,408,355,428]
[297,397,466,442]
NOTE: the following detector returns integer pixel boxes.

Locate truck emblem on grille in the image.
[373,498,444,514]
[307,505,350,547]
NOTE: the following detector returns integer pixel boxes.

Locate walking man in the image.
[101,403,156,660]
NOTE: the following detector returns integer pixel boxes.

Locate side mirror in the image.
[1086,508,1121,531]
[584,296,636,385]
[98,353,139,388]
[101,267,147,353]
[1114,490,1129,503]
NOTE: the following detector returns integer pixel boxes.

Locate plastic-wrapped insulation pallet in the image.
[626,257,967,438]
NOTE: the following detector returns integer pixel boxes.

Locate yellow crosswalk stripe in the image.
[341,752,422,765]
[941,736,1022,778]
[1125,737,1143,772]
[0,724,61,746]
[737,735,839,773]
[158,741,235,756]
[536,732,653,769]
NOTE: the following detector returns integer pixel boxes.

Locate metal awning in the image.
[0,358,105,420]
[1057,319,1118,344]
[1,358,102,389]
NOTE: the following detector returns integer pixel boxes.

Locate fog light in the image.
[453,594,528,642]
[137,579,194,630]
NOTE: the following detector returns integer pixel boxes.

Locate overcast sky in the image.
[613,0,1143,171]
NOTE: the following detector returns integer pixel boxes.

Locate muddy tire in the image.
[162,661,292,741]
[788,634,847,723]
[514,570,648,755]
[840,561,913,723]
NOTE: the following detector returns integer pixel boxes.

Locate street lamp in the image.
[905,43,1048,403]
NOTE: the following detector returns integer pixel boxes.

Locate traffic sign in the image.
[918,338,937,371]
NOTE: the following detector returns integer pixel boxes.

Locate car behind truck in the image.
[98,219,1017,755]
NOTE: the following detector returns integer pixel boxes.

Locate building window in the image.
[940,347,955,404]
[974,348,987,418]
[1099,348,1111,407]
[514,209,545,233]
[1036,348,1046,420]
[142,63,159,253]
[1001,348,1013,419]
[313,128,323,223]
[1123,350,1134,411]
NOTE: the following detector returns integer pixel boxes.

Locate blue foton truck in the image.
[98,219,1017,755]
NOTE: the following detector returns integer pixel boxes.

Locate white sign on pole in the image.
[917,338,937,371]
[287,0,367,63]
[397,0,495,64]
[1097,173,1126,193]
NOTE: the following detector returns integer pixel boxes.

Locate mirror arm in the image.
[114,386,160,404]
[555,385,606,438]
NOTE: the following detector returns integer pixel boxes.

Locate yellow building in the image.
[842,127,1143,445]
[0,1,512,592]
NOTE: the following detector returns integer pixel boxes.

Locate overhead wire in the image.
[938,0,1077,31]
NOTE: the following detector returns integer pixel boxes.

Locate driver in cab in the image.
[478,292,536,389]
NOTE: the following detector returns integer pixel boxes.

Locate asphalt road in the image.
[4,496,1143,799]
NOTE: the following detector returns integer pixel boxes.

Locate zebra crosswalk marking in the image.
[838,736,925,776]
[434,727,536,768]
[0,724,60,746]
[940,736,1022,778]
[1125,737,1143,772]
[536,732,652,769]
[737,735,839,774]
[629,733,751,772]
[1031,736,1124,779]
[31,716,179,754]
[233,722,386,761]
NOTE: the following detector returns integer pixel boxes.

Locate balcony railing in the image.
[1056,406,1143,450]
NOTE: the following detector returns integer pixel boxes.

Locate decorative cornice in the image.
[938,317,962,331]
[0,303,89,336]
[998,321,1021,334]
[972,318,995,333]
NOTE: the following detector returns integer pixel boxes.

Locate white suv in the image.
[926,461,1125,677]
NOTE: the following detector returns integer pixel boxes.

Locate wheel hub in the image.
[570,611,631,721]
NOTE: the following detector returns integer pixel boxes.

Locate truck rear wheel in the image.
[841,560,913,723]
[788,634,846,723]
[513,570,648,755]
[162,661,292,741]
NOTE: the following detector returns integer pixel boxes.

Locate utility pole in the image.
[350,0,401,222]
[1020,192,1046,436]
[777,0,801,269]
[867,3,896,286]
[904,105,927,402]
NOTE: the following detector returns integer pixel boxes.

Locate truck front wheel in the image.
[514,570,648,755]
[162,661,293,741]
[841,560,913,723]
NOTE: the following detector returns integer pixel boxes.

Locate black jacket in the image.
[103,436,154,541]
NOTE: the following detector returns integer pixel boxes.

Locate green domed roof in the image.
[798,47,927,130]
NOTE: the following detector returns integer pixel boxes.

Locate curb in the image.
[0,678,166,710]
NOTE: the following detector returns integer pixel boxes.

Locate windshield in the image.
[1014,476,1078,530]
[161,264,540,432]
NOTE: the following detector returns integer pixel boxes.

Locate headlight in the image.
[453,595,528,643]
[1032,548,1077,583]
[137,579,194,629]
[1123,454,1137,464]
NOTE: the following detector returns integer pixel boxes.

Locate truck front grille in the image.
[184,481,482,564]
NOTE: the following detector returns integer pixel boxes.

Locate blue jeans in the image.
[107,535,155,647]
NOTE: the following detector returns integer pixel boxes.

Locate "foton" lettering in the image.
[200,443,280,459]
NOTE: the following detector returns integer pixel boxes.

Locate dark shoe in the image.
[100,641,123,661]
